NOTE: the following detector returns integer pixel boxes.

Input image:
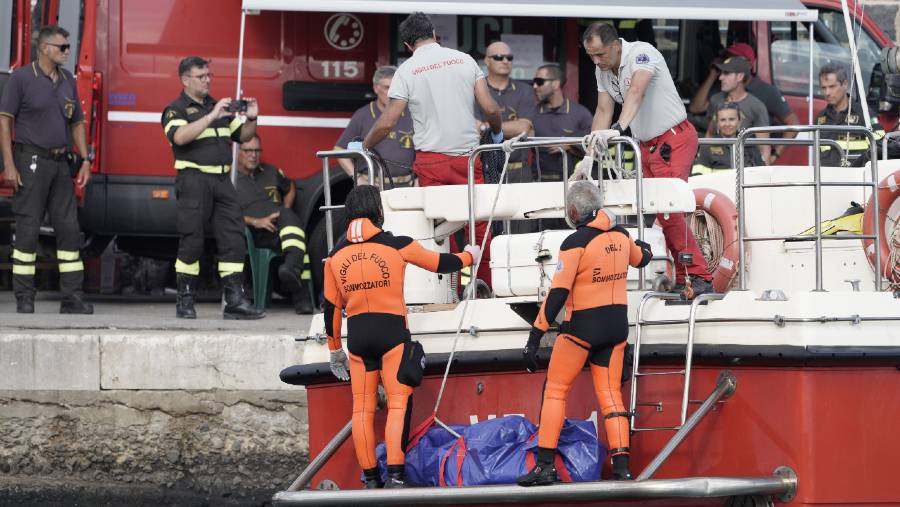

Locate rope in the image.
[432,134,523,415]
[887,213,900,291]
[690,210,725,277]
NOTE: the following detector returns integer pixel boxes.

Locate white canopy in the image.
[242,0,818,22]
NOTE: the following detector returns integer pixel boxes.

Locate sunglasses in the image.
[489,54,514,62]
[531,77,557,86]
[717,101,741,111]
[46,43,71,52]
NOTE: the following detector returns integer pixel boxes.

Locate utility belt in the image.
[14,143,67,161]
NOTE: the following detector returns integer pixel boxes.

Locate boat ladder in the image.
[628,291,725,433]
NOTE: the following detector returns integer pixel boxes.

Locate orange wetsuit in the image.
[324,217,474,470]
[531,209,651,456]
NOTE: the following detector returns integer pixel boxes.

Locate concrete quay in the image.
[1,293,318,506]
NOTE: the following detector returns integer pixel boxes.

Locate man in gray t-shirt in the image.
[360,12,503,295]
[704,57,771,162]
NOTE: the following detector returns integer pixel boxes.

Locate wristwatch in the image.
[86,147,95,163]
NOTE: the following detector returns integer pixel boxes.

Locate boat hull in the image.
[302,362,900,505]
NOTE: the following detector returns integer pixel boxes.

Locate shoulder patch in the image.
[166,109,177,119]
[635,53,650,65]
[817,115,827,125]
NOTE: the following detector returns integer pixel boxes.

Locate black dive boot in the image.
[611,453,633,480]
[175,274,197,319]
[517,447,558,486]
[384,465,409,489]
[362,467,384,489]
[60,293,94,314]
[222,273,265,320]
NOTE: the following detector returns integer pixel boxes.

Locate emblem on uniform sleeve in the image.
[636,53,650,64]
[555,260,564,272]
[847,114,859,124]
[64,99,75,119]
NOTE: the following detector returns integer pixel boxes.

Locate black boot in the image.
[611,453,632,480]
[517,447,558,487]
[292,281,314,314]
[16,296,35,314]
[278,262,301,294]
[60,294,93,314]
[176,274,197,319]
[384,465,409,489]
[222,273,265,320]
[362,467,384,489]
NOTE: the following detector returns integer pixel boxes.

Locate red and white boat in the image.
[274,124,900,506]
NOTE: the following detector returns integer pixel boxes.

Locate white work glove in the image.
[464,244,482,264]
[584,129,620,155]
[490,130,504,144]
[347,141,364,151]
[569,155,596,183]
[329,350,350,381]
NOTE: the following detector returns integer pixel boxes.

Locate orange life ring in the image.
[862,170,900,283]
[693,188,740,293]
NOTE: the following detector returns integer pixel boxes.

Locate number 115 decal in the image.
[314,60,362,80]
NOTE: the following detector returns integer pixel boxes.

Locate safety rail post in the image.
[735,125,881,292]
[680,292,725,424]
[315,149,379,251]
[882,131,900,160]
[286,420,352,492]
[629,291,682,433]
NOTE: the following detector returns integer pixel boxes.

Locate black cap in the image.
[714,56,751,75]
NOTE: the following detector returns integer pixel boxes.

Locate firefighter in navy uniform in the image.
[0,25,93,314]
[161,56,263,320]
[816,64,884,167]
[236,134,314,314]
[324,185,479,489]
[517,182,652,486]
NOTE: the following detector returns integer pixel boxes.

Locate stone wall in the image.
[0,390,308,506]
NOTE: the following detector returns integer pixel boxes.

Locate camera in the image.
[225,99,249,113]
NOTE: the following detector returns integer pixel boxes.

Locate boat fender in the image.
[862,170,900,283]
[693,188,741,293]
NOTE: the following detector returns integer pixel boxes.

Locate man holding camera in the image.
[161,55,263,320]
[0,25,93,314]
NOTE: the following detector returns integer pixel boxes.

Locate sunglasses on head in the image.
[46,43,71,52]
[489,54,514,62]
[531,77,557,86]
[717,101,741,111]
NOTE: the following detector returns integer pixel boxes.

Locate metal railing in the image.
[316,149,379,251]
[699,137,846,167]
[466,136,647,287]
[735,125,882,291]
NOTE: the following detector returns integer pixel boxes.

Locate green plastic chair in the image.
[245,227,278,310]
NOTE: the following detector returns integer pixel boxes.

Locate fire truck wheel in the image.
[308,208,348,294]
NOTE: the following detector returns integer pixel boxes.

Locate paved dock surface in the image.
[0,291,315,335]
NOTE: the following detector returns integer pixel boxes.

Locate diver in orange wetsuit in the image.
[517,181,652,486]
[323,185,479,489]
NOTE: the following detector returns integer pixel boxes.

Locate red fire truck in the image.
[0,0,894,292]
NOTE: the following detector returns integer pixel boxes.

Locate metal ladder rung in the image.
[634,370,685,377]
[632,425,682,432]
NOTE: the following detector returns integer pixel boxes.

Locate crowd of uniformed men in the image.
[0,19,885,316]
